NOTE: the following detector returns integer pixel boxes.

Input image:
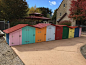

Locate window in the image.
[60,13,61,16]
[64,4,65,7]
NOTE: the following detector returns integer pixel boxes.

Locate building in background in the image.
[56,0,76,26]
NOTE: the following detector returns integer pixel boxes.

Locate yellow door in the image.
[69,28,72,38]
[71,28,75,38]
[69,28,75,38]
[35,27,46,43]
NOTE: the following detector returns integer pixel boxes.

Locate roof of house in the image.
[56,0,64,11]
[25,16,51,20]
[29,13,43,15]
[56,25,67,27]
[57,0,64,11]
[57,13,67,23]
[3,24,34,33]
[33,23,51,28]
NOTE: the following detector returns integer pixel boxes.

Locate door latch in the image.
[33,34,35,36]
[19,35,21,37]
[12,43,14,44]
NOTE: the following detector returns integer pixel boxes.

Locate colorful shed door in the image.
[62,26,69,39]
[46,25,55,41]
[55,26,63,40]
[68,28,75,38]
[22,26,35,45]
[6,34,9,45]
[9,29,22,46]
[35,27,46,43]
[74,28,79,37]
[79,28,82,37]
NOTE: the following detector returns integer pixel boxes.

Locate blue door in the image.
[74,28,79,37]
[6,34,9,45]
[22,26,35,45]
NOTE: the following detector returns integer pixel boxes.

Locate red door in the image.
[55,26,63,40]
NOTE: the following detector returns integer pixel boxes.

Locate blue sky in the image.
[26,0,63,13]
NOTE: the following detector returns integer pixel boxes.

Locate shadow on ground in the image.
[12,35,86,52]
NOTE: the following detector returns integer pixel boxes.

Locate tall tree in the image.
[68,0,86,24]
[0,0,3,20]
[38,7,52,17]
[52,9,57,24]
[0,0,28,22]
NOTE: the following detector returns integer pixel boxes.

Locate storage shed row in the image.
[3,23,82,46]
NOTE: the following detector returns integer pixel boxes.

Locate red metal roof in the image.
[3,24,29,33]
[67,26,78,28]
[33,23,51,28]
[56,25,67,27]
[25,16,51,20]
[29,13,43,15]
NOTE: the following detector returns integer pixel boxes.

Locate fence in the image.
[0,21,9,31]
[80,25,86,32]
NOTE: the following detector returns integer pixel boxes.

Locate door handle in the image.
[40,39,41,41]
[19,35,21,37]
[33,34,35,36]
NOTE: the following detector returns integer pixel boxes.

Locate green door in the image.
[22,26,35,45]
[62,26,69,39]
[22,26,27,44]
[27,26,35,44]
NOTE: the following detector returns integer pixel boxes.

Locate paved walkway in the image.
[12,35,86,65]
[0,37,24,65]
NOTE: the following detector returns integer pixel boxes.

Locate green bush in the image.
[59,20,71,26]
[10,19,31,27]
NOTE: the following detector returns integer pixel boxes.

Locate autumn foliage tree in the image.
[28,6,42,15]
[69,0,86,24]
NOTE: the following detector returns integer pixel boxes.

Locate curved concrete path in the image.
[12,35,86,65]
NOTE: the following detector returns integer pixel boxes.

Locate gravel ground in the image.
[81,45,86,59]
[0,37,25,65]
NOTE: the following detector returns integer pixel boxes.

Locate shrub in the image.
[59,20,71,26]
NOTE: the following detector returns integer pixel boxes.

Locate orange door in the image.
[35,27,46,43]
[41,27,46,42]
[35,28,40,43]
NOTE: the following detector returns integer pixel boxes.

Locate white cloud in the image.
[49,1,56,6]
[52,13,54,15]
